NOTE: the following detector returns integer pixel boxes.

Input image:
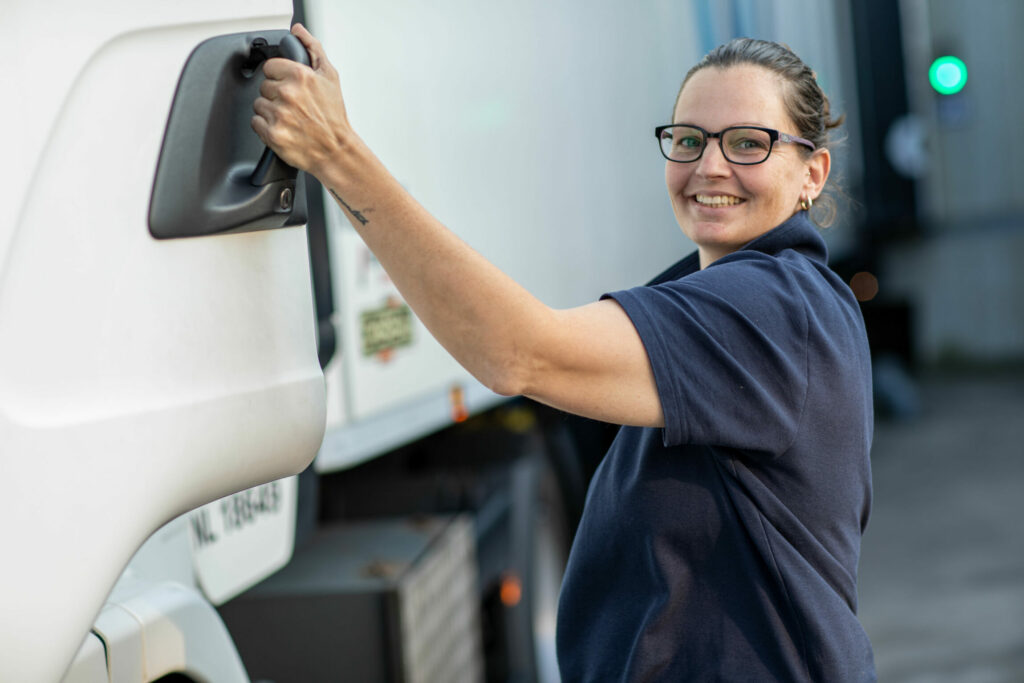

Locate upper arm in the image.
[518,298,664,428]
[515,260,811,452]
[601,264,809,452]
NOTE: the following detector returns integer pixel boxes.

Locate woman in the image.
[254,26,875,681]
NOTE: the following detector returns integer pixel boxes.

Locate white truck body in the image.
[3,1,855,680]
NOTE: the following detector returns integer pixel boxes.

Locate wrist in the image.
[315,133,391,199]
[309,128,366,188]
[313,133,404,230]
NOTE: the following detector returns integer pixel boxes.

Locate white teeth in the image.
[695,194,744,207]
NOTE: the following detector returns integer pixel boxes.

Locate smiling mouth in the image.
[693,194,745,207]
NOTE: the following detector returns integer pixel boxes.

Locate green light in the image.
[929,56,967,95]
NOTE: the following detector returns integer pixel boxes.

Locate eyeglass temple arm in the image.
[779,131,816,150]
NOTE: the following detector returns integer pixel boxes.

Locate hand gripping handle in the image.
[249,34,312,187]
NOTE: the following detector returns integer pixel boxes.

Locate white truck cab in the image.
[4,2,325,680]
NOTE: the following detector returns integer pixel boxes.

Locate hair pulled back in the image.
[677,38,844,226]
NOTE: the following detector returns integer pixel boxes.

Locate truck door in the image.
[1,3,325,681]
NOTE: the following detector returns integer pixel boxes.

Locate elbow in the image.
[484,362,527,398]
[481,348,532,398]
[475,308,552,398]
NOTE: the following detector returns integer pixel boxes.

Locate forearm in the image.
[313,135,546,395]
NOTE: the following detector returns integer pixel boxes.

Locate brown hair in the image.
[675,38,845,226]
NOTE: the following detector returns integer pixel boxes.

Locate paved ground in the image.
[858,368,1024,682]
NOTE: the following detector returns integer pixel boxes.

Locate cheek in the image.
[665,162,689,196]
[758,160,808,206]
[737,170,785,208]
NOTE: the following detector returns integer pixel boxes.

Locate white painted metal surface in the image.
[91,577,250,683]
[1,2,325,680]
[308,0,704,472]
[60,634,108,683]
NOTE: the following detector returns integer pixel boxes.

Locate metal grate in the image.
[398,516,482,683]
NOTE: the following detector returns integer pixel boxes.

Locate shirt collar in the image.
[646,211,827,286]
[736,210,828,266]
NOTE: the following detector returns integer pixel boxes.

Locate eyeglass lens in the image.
[659,126,773,164]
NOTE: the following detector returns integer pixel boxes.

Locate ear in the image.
[804,148,831,200]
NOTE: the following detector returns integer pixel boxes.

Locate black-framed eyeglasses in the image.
[654,124,816,165]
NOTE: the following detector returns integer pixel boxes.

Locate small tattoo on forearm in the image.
[329,188,371,225]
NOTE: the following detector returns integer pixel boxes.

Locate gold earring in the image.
[800,196,813,212]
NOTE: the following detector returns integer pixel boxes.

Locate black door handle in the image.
[149,30,312,239]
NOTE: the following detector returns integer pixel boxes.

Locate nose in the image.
[695,138,731,178]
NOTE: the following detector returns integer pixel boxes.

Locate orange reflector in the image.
[450,384,469,423]
[500,573,523,607]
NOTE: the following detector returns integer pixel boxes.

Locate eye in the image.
[732,135,769,150]
[659,126,705,160]
[675,135,703,149]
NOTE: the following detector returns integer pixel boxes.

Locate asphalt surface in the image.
[858,368,1024,682]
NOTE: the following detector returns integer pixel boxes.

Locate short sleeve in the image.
[604,253,809,453]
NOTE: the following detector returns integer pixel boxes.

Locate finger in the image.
[263,56,303,81]
[291,22,328,72]
[251,113,270,143]
[259,76,283,100]
[252,96,275,122]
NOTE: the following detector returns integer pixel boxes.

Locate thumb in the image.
[291,23,329,72]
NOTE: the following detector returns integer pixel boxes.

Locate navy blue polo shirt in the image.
[556,212,876,681]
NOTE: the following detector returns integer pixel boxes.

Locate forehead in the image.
[673,64,793,131]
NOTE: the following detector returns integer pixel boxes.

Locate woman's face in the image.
[666,64,829,268]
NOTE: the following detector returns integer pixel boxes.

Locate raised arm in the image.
[252,24,663,428]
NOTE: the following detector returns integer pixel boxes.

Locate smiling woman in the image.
[253,27,875,682]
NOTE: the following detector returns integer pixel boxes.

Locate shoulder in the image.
[652,249,815,325]
[696,244,857,320]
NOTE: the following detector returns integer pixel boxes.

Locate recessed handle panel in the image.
[149,30,311,239]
